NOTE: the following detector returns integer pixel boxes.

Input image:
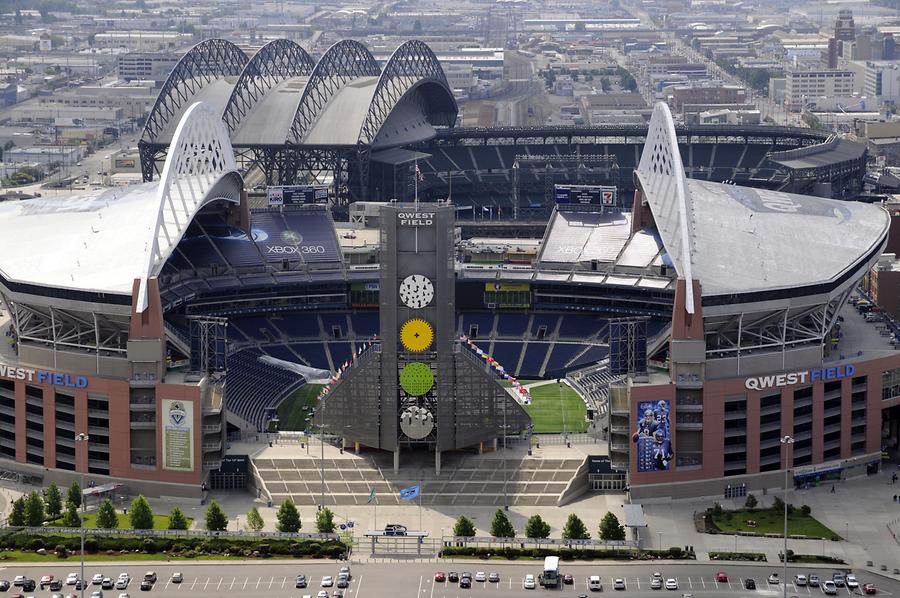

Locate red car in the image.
[434,572,446,583]
[863,583,877,595]
[716,572,728,582]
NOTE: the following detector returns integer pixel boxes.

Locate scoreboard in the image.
[266,185,329,207]
[554,184,617,206]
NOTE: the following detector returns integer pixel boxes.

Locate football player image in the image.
[652,428,674,471]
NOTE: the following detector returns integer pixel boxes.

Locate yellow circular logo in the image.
[400,318,434,353]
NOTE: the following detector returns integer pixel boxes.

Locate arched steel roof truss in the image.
[358,39,457,147]
[287,39,380,144]
[142,39,248,143]
[222,38,315,134]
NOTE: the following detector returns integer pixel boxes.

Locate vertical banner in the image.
[162,399,194,471]
[633,399,672,472]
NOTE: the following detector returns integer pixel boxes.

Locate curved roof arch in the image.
[222,38,315,135]
[287,39,380,144]
[142,38,248,145]
[358,39,458,147]
[138,101,242,312]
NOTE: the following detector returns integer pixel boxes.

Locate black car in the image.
[448,573,459,583]
[20,580,34,593]
[49,580,62,591]
[295,575,307,589]
[140,580,153,591]
[459,578,471,589]
[0,580,9,591]
[745,579,756,590]
[564,574,575,585]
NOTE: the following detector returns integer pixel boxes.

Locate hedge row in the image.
[0,533,346,559]
[440,546,693,561]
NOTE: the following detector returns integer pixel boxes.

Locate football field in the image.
[524,381,588,433]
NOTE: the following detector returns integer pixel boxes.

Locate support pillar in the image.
[354,442,360,452]
[393,448,400,473]
[435,449,441,475]
[492,437,498,450]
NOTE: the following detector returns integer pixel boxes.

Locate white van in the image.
[589,576,603,591]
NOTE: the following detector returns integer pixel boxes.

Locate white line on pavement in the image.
[229,576,235,590]
[203,576,210,590]
[355,574,364,598]
[190,577,198,590]
[217,577,222,591]
[417,575,423,598]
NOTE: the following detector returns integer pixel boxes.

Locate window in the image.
[882,368,900,401]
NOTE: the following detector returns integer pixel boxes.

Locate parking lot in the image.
[0,563,896,598]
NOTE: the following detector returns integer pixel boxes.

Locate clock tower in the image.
[314,202,530,473]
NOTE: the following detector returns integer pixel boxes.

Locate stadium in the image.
[0,38,897,503]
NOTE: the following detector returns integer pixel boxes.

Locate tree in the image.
[168,507,188,530]
[63,501,81,527]
[525,514,551,539]
[744,494,758,510]
[453,515,476,537]
[562,513,590,540]
[599,511,625,541]
[8,496,25,526]
[315,507,336,533]
[772,496,785,512]
[129,495,154,530]
[600,76,611,92]
[45,482,62,519]
[245,507,264,532]
[96,499,118,529]
[489,508,515,538]
[66,481,82,510]
[276,499,301,533]
[204,500,228,532]
[25,491,45,527]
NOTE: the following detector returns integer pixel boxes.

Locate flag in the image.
[415,162,424,181]
[367,488,376,504]
[399,485,420,501]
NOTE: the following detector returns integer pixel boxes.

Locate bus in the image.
[539,556,560,588]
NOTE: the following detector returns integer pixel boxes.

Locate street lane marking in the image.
[204,576,210,590]
[242,576,249,590]
[190,577,198,590]
[281,576,286,589]
[229,577,235,590]
[417,575,423,598]
[217,577,222,591]
[689,577,693,589]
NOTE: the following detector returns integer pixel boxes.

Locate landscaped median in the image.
[0,527,348,563]
[440,545,695,561]
[698,496,840,541]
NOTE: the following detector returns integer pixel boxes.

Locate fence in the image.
[534,433,602,446]
[441,536,638,550]
[2,525,340,542]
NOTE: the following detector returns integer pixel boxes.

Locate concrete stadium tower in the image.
[315,202,530,472]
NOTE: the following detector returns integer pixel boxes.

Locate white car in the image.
[91,592,103,598]
[317,592,329,598]
[13,576,25,586]
[823,581,838,595]
[115,578,129,590]
[665,578,678,590]
[118,594,130,598]
[474,572,486,582]
[66,574,80,586]
[321,576,334,587]
[650,577,663,589]
[339,566,351,579]
[795,574,808,586]
[846,575,859,589]
[614,578,626,590]
[768,573,780,584]
[92,574,104,585]
[171,572,183,583]
[524,574,536,589]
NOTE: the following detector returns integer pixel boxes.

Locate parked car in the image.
[716,572,728,582]
[39,576,53,590]
[488,573,500,583]
[823,581,838,595]
[564,574,574,585]
[650,577,663,590]
[448,573,459,583]
[433,573,445,583]
[295,575,307,589]
[524,575,536,590]
[768,574,780,584]
[320,576,333,588]
[744,578,756,590]
[474,572,486,583]
[846,575,859,589]
[92,574,104,586]
[863,583,877,595]
[665,579,678,590]
[794,575,807,587]
[170,573,183,584]
[832,573,845,587]
[614,579,626,590]
[808,575,820,587]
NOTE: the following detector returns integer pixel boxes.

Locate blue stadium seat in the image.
[487,342,524,375]
[495,313,530,337]
[529,314,558,337]
[543,343,586,377]
[519,343,550,378]
[567,344,609,369]
[270,315,321,339]
[558,315,607,339]
[350,312,378,337]
[225,349,306,431]
[329,342,353,368]
[289,343,330,370]
[461,313,494,339]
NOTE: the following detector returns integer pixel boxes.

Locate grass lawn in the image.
[711,508,838,540]
[48,514,190,530]
[276,383,324,431]
[525,382,588,433]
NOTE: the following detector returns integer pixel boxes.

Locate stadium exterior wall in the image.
[626,352,900,500]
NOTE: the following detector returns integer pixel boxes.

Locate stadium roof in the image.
[634,103,888,302]
[0,102,242,310]
[140,38,457,178]
[768,137,866,171]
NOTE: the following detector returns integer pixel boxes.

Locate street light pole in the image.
[780,435,794,598]
[75,433,89,598]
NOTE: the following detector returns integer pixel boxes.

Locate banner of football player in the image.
[633,399,673,472]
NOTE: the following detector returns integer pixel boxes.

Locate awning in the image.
[370,147,431,166]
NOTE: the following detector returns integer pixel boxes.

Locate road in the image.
[4,562,897,598]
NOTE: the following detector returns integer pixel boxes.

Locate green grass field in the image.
[276,383,324,431]
[525,382,588,433]
[711,509,838,540]
[48,514,190,530]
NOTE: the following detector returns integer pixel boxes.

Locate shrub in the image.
[315,508,336,534]
[711,502,724,517]
[744,494,758,510]
[83,538,99,553]
[168,507,189,530]
[29,538,44,551]
[54,543,67,558]
[245,507,264,532]
[800,504,811,516]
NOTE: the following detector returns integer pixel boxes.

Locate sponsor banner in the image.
[485,282,530,292]
[0,365,88,388]
[162,399,194,472]
[267,185,328,207]
[588,455,620,474]
[398,211,434,226]
[744,364,856,391]
[554,184,618,206]
[219,455,249,474]
[634,399,672,472]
